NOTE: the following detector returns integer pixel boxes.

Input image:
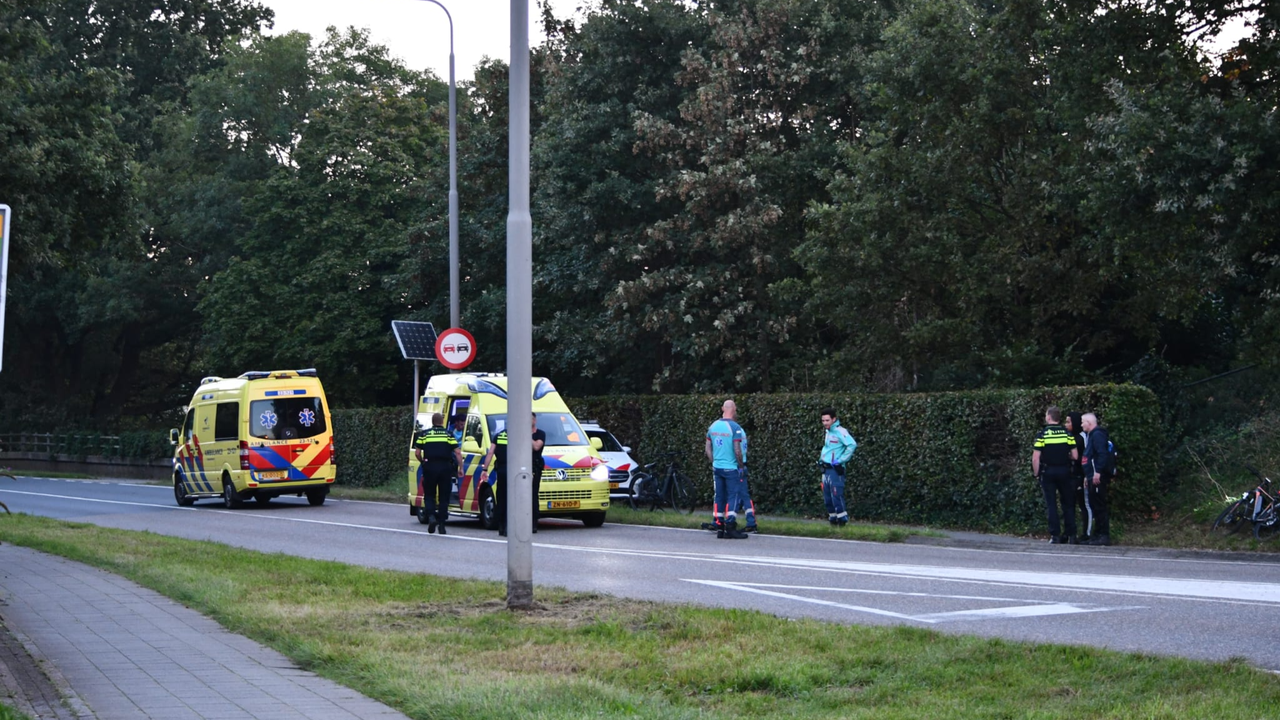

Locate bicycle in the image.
[1211,464,1279,540]
[627,451,696,514]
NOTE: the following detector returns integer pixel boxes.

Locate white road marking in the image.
[685,579,1142,624]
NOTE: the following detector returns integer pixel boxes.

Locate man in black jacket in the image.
[1081,412,1114,546]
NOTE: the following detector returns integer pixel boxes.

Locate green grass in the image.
[0,513,1277,719]
[604,505,941,542]
[1,470,93,480]
[0,703,33,720]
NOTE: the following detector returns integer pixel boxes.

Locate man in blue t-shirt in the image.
[705,399,749,539]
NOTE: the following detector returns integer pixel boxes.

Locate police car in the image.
[579,421,640,501]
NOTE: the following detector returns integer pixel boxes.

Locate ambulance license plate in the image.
[550,500,580,509]
[609,482,620,489]
[258,471,287,480]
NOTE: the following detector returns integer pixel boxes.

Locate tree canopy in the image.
[1,0,1278,426]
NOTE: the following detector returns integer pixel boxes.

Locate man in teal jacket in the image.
[819,408,857,525]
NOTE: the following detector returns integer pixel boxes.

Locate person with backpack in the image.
[1081,412,1115,546]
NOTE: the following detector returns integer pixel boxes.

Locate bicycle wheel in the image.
[626,472,651,511]
[1253,505,1279,541]
[1212,499,1248,537]
[668,472,696,514]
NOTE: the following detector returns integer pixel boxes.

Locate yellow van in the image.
[170,369,335,508]
[407,373,610,528]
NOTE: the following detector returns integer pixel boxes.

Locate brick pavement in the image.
[0,545,410,720]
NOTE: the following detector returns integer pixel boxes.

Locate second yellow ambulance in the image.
[407,373,609,528]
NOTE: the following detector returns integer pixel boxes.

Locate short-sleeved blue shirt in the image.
[707,419,745,470]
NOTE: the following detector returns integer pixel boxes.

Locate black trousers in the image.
[421,462,452,524]
[1087,471,1112,536]
[532,462,543,523]
[1039,468,1076,538]
[493,465,507,533]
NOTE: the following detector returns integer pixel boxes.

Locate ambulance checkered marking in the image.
[248,442,333,481]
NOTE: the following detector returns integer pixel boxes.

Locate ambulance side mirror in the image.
[169,428,179,446]
[590,437,603,451]
[462,439,481,454]
[622,446,631,453]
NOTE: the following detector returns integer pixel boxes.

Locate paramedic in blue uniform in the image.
[736,424,759,532]
[819,408,857,526]
[1032,406,1079,544]
[480,427,510,536]
[414,412,463,535]
[705,399,748,539]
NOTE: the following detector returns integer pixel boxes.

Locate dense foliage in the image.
[330,408,413,488]
[570,384,1160,531]
[1,0,1277,437]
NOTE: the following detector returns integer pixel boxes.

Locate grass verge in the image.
[1,513,1278,719]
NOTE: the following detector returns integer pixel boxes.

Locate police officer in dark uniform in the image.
[414,412,462,534]
[1032,405,1079,544]
[480,426,510,536]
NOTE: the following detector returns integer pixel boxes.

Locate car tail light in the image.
[329,439,336,466]
[239,441,251,470]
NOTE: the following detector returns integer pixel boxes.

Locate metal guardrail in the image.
[0,432,125,458]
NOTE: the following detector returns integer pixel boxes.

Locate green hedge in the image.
[331,408,413,488]
[569,385,1161,533]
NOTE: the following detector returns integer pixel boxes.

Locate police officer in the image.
[479,426,510,537]
[1032,406,1079,544]
[414,412,463,535]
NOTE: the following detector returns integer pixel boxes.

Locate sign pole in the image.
[506,0,533,609]
[0,205,10,373]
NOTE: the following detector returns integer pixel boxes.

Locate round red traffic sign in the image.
[434,328,477,370]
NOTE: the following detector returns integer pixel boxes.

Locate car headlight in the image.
[590,464,610,482]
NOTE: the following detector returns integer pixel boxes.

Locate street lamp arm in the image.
[418,0,454,55]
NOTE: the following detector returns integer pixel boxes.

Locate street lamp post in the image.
[419,0,460,331]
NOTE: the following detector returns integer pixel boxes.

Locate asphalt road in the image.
[5,476,1280,671]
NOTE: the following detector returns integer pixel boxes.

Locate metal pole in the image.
[0,205,9,374]
[419,0,459,330]
[413,359,420,422]
[506,0,533,609]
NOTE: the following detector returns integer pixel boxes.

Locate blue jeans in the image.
[822,467,847,520]
[713,468,746,522]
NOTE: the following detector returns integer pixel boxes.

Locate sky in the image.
[260,0,587,82]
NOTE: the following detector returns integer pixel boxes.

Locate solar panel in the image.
[391,321,438,361]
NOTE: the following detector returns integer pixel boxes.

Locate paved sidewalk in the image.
[0,544,410,720]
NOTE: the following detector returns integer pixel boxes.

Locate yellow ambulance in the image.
[407,373,610,528]
[170,369,335,508]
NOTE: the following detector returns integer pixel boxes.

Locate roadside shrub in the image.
[331,408,412,488]
[570,385,1160,533]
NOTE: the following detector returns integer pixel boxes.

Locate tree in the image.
[798,0,1208,390]
[197,28,449,406]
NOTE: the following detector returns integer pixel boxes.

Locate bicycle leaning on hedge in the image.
[1211,464,1279,540]
[627,451,696,514]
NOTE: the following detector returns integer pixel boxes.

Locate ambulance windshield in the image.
[486,413,589,446]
